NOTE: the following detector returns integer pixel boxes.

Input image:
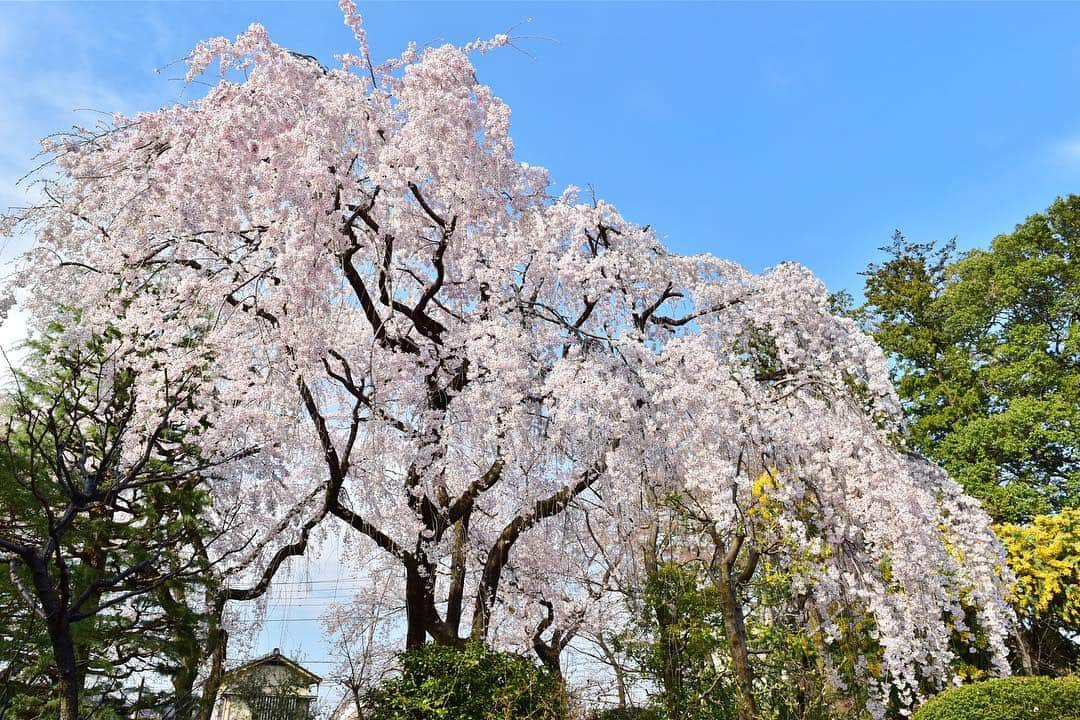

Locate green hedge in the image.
[913,676,1080,720]
[591,709,663,720]
[363,641,567,720]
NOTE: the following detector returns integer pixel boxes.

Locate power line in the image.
[245,577,378,586]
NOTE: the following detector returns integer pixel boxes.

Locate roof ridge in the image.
[223,648,322,684]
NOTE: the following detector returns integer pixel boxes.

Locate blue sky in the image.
[4,0,1080,689]
[5,2,1080,294]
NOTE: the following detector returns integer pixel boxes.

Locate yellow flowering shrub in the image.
[996,509,1080,631]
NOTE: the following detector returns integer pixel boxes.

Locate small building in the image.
[211,649,321,720]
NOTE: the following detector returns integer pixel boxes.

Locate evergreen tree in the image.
[856,196,1080,524]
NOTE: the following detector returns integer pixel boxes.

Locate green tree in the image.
[856,196,1080,524]
[0,332,222,720]
[853,195,1080,675]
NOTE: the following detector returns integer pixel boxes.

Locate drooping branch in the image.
[471,442,617,640]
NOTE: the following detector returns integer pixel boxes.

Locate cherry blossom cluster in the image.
[3,5,1014,714]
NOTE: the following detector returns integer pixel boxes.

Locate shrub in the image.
[912,676,1080,720]
[590,709,663,720]
[362,641,567,720]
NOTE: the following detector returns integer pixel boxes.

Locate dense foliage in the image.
[911,676,1080,720]
[854,196,1080,524]
[362,643,566,720]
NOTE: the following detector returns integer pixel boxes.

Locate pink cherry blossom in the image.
[2,8,1015,715]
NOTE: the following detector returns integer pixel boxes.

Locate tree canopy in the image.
[1,4,1019,717]
[0,331,226,720]
[854,197,1080,524]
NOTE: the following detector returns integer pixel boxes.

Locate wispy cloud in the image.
[0,5,168,359]
[1054,137,1080,165]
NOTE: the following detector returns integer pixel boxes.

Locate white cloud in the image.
[1053,137,1080,165]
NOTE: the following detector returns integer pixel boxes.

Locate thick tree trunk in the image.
[171,652,199,720]
[444,515,469,637]
[160,593,200,720]
[533,639,562,675]
[154,562,201,720]
[56,681,78,720]
[715,568,757,720]
[404,552,465,648]
[404,563,430,649]
[196,625,228,720]
[25,552,80,720]
[49,618,80,720]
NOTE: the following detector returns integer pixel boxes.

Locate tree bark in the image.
[404,563,429,649]
[196,625,228,720]
[444,514,469,637]
[715,567,757,720]
[23,551,80,720]
[642,522,685,720]
[167,615,200,720]
[49,616,80,720]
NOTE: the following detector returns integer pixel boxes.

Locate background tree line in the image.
[837,194,1079,676]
